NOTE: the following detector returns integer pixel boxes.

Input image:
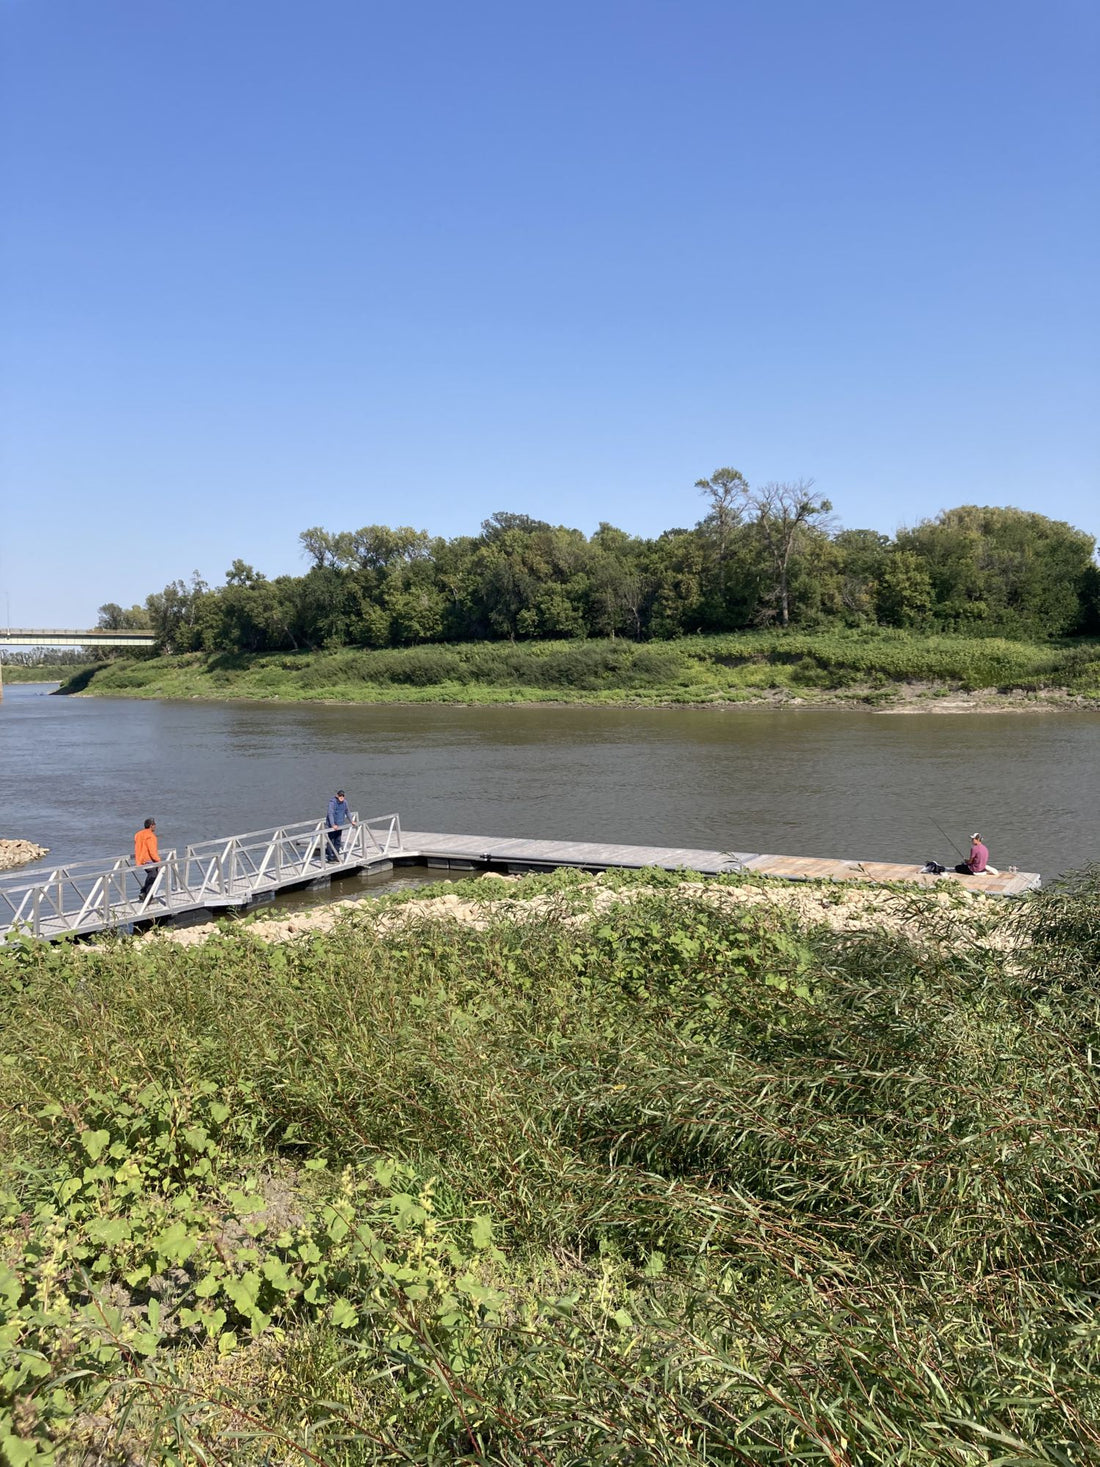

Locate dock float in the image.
[403,831,1041,896]
[0,816,1041,944]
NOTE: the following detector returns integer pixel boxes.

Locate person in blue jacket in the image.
[325,789,354,862]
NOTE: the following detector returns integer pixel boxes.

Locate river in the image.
[1,682,1097,884]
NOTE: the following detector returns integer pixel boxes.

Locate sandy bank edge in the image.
[140,869,1014,955]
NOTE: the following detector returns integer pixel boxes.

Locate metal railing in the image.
[0,629,158,647]
[0,812,403,942]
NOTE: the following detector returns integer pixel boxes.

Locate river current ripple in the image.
[2,683,1097,885]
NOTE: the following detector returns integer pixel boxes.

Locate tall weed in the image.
[2,876,1100,1461]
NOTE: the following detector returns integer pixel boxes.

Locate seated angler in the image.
[955,832,989,876]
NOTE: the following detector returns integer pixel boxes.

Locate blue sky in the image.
[3,0,1097,628]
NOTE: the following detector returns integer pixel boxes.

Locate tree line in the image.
[96,474,1100,655]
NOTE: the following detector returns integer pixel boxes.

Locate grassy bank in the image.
[54,630,1100,705]
[3,865,1100,1463]
[2,664,79,684]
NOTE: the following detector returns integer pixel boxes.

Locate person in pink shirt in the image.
[955,833,989,875]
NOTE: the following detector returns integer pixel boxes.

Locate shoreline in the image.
[141,865,1017,952]
[45,634,1100,710]
[58,683,1100,714]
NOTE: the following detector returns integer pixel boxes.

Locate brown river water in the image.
[1,683,1097,888]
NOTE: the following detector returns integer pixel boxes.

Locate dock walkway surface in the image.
[0,817,1040,944]
[404,832,1041,896]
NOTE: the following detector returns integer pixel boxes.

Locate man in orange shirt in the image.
[134,818,160,901]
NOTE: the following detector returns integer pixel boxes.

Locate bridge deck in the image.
[0,628,157,648]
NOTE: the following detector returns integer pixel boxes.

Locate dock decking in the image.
[403,831,1041,897]
[0,818,1041,943]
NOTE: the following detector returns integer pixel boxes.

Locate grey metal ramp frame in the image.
[0,813,402,942]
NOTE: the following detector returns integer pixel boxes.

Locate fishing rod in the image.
[929,816,966,862]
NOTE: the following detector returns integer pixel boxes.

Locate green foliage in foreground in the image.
[2,867,1100,1464]
[55,628,1100,703]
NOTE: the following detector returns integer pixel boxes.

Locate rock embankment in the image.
[0,839,49,871]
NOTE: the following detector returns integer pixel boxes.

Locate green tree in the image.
[89,601,153,661]
[643,529,707,637]
[144,574,209,653]
[1077,565,1100,635]
[752,480,833,627]
[467,520,590,641]
[480,511,553,540]
[294,565,357,648]
[833,529,891,623]
[691,471,833,627]
[695,467,748,605]
[225,559,265,589]
[875,551,934,628]
[898,506,1095,636]
[588,525,648,639]
[783,529,848,627]
[97,602,151,630]
[349,525,433,572]
[432,535,479,641]
[469,534,537,640]
[387,586,446,644]
[298,527,346,569]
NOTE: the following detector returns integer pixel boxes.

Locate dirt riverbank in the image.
[58,682,1100,713]
[143,869,1012,954]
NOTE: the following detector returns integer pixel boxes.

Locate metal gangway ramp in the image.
[0,813,402,942]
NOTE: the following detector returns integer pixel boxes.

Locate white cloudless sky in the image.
[2,0,1097,627]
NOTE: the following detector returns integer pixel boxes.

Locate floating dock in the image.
[0,815,1041,944]
[404,831,1041,896]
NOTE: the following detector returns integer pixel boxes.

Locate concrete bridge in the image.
[0,628,157,648]
[0,628,156,698]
